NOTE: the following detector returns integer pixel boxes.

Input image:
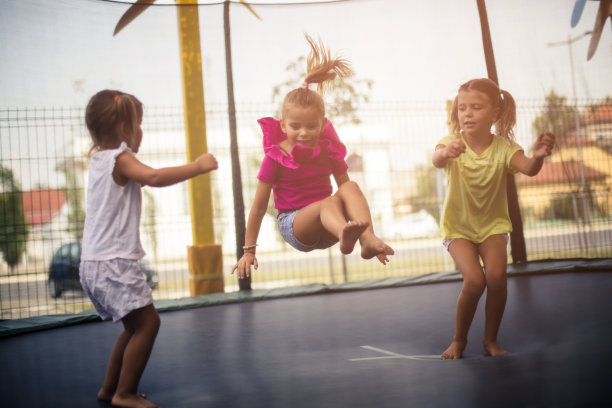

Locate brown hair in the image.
[281,34,352,119]
[449,78,516,141]
[85,89,143,152]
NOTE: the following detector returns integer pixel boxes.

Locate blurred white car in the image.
[383,210,440,240]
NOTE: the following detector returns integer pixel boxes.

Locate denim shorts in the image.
[277,210,337,252]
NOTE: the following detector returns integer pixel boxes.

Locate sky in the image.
[0,0,611,258]
[0,0,611,110]
[0,0,611,193]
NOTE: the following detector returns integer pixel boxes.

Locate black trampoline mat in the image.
[1,270,611,408]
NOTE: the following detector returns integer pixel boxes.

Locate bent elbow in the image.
[528,163,545,177]
[432,159,445,169]
[144,170,166,187]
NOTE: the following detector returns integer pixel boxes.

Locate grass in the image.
[154,245,612,298]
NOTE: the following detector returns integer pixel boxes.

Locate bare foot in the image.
[441,339,466,360]
[359,234,394,264]
[111,393,160,408]
[98,388,114,402]
[339,221,369,255]
[483,340,510,357]
[98,389,146,402]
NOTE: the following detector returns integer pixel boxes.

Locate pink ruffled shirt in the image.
[257,117,348,214]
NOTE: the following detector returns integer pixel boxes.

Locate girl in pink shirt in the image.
[232,35,394,279]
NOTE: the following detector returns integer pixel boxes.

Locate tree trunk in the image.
[224,1,250,289]
[476,0,527,263]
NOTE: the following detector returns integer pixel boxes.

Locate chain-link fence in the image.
[1,99,611,319]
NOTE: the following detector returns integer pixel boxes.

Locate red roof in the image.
[21,189,66,226]
[583,104,612,124]
[517,160,607,186]
[557,132,594,148]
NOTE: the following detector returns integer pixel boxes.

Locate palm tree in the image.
[0,166,29,273]
[222,1,261,290]
[114,0,260,290]
[476,0,527,263]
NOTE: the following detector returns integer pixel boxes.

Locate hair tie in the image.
[300,81,309,89]
[114,94,120,102]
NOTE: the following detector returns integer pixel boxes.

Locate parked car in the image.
[383,210,440,240]
[48,241,158,298]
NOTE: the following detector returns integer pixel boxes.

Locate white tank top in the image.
[81,142,145,260]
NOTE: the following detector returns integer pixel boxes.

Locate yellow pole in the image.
[446,100,453,135]
[177,0,224,295]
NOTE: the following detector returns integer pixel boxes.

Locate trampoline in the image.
[1,259,611,408]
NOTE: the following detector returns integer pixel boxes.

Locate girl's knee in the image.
[128,305,161,334]
[137,314,160,340]
[463,277,486,297]
[336,181,366,203]
[322,195,341,207]
[339,180,360,193]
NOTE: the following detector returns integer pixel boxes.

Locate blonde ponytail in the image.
[282,34,352,119]
[303,34,352,95]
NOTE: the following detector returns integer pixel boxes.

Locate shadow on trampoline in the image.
[1,259,611,408]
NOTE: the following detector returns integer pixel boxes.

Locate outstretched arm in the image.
[114,151,218,187]
[510,133,556,176]
[232,180,273,279]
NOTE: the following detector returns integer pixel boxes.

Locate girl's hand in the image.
[533,132,555,159]
[195,153,219,173]
[443,139,466,159]
[231,252,258,279]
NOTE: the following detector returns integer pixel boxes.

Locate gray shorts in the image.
[277,210,337,252]
[80,258,153,322]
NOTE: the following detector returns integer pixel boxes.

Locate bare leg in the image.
[319,195,368,254]
[292,181,393,263]
[293,199,340,244]
[479,235,510,357]
[333,181,394,264]
[111,304,162,408]
[293,195,367,255]
[442,239,485,360]
[98,330,132,401]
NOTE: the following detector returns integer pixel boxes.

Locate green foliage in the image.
[532,90,578,140]
[530,92,611,222]
[0,166,29,270]
[271,55,373,127]
[546,194,578,220]
[542,191,601,221]
[586,96,612,113]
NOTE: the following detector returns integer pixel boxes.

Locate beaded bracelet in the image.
[243,244,258,250]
